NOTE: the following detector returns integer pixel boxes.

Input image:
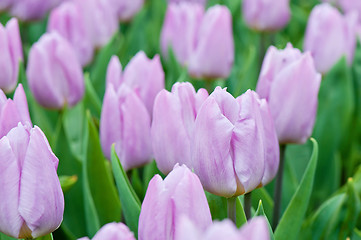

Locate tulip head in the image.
[9,0,62,21]
[0,123,64,239]
[257,44,321,144]
[304,3,358,73]
[0,18,22,93]
[191,87,279,197]
[48,1,94,66]
[167,0,207,6]
[176,216,270,240]
[242,0,291,31]
[100,55,157,171]
[109,0,144,21]
[78,222,135,240]
[27,32,85,109]
[138,164,212,240]
[151,82,208,174]
[188,5,234,79]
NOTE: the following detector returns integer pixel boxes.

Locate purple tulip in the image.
[191,87,279,197]
[0,123,64,239]
[77,0,118,48]
[0,84,32,138]
[176,216,270,240]
[78,222,135,240]
[48,1,94,66]
[8,0,62,21]
[188,5,234,79]
[339,0,361,21]
[167,0,207,6]
[138,164,212,240]
[256,44,321,144]
[161,4,234,79]
[108,0,144,21]
[0,18,23,93]
[100,54,163,170]
[151,82,208,174]
[27,32,84,109]
[161,2,204,65]
[304,3,358,73]
[0,0,12,12]
[242,0,291,31]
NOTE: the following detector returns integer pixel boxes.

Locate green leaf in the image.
[251,187,274,220]
[274,138,318,240]
[0,232,17,240]
[82,112,122,236]
[206,192,228,221]
[59,175,78,193]
[35,233,53,240]
[83,74,102,118]
[254,200,275,240]
[235,196,247,228]
[111,145,141,237]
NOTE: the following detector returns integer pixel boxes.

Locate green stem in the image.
[258,33,267,72]
[227,197,237,224]
[244,192,252,220]
[272,144,287,230]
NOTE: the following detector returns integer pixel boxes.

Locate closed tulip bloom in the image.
[100,56,154,171]
[27,32,84,109]
[304,3,357,73]
[78,222,135,240]
[109,0,144,21]
[242,0,291,31]
[9,0,62,21]
[161,2,204,65]
[192,88,279,197]
[176,216,270,240]
[151,82,208,174]
[0,18,23,93]
[256,44,321,144]
[188,5,234,79]
[167,0,207,6]
[0,123,64,239]
[0,84,32,138]
[138,164,212,240]
[48,1,94,66]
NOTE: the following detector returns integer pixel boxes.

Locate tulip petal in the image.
[106,56,123,89]
[239,217,270,240]
[13,84,32,125]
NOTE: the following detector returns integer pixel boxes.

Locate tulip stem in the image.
[244,192,252,220]
[227,197,237,224]
[272,144,287,230]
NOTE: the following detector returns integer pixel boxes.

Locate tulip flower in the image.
[161,4,234,79]
[242,0,291,31]
[188,5,234,79]
[78,222,135,240]
[108,0,144,21]
[8,0,62,21]
[256,44,321,144]
[151,82,208,174]
[161,2,204,65]
[176,216,270,240]
[167,0,207,6]
[27,32,85,109]
[77,0,118,48]
[191,88,279,197]
[0,123,64,239]
[48,1,94,66]
[0,84,32,138]
[0,18,23,93]
[138,164,212,240]
[304,3,357,73]
[100,53,164,170]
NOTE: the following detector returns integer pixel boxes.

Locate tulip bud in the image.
[9,0,62,21]
[188,5,234,79]
[48,1,94,66]
[138,164,212,240]
[108,0,144,21]
[256,44,321,144]
[27,32,84,109]
[191,88,279,197]
[0,18,22,93]
[77,0,118,48]
[161,2,204,65]
[100,54,163,170]
[176,216,270,240]
[78,222,135,240]
[339,0,361,21]
[242,0,291,31]
[0,84,32,138]
[0,123,64,239]
[151,82,208,174]
[304,3,358,73]
[167,0,207,6]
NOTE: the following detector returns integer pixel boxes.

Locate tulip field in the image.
[1,0,361,239]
